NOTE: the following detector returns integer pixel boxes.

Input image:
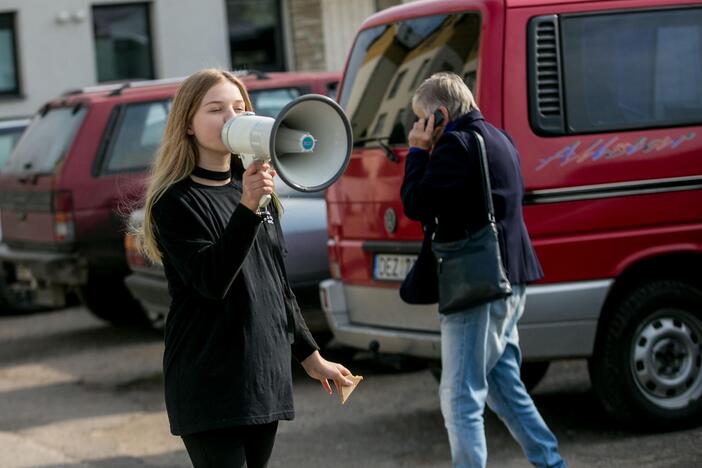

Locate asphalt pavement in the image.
[1,307,702,467]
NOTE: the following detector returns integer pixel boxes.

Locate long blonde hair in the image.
[140,68,275,264]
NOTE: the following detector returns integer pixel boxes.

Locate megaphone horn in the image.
[221,94,352,195]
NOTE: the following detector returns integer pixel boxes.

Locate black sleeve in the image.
[285,285,319,362]
[400,132,469,222]
[152,193,262,300]
[272,208,319,361]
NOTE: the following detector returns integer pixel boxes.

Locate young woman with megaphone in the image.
[139,68,355,468]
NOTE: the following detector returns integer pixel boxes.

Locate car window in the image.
[3,107,86,174]
[561,8,702,133]
[104,100,170,173]
[326,81,339,101]
[249,88,301,117]
[338,13,481,147]
[0,127,24,169]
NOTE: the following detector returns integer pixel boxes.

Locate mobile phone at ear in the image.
[433,110,444,126]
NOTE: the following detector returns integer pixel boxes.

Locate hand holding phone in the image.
[409,109,446,149]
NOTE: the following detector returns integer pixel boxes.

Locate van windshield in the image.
[3,106,86,174]
[339,13,480,147]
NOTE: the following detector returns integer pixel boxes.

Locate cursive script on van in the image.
[536,132,697,172]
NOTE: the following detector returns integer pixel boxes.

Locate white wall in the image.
[0,0,229,119]
[150,0,229,77]
[321,0,375,72]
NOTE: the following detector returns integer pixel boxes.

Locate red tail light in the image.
[124,233,145,268]
[52,190,74,242]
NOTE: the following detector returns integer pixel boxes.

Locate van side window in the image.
[529,8,702,135]
[104,100,169,173]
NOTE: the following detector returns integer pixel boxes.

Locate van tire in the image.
[82,277,148,327]
[589,280,702,431]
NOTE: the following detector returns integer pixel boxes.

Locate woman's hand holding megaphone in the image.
[240,161,276,213]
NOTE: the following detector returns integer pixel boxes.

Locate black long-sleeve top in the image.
[152,175,318,436]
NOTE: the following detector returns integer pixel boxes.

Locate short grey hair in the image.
[412,72,479,119]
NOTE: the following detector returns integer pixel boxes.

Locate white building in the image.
[0,0,232,119]
[0,0,416,120]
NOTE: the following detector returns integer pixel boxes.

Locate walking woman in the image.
[139,68,354,467]
[401,73,565,467]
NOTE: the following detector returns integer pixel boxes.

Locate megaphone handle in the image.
[258,194,272,210]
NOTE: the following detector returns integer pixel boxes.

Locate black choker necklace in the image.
[191,166,231,181]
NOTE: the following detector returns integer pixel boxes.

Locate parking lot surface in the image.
[1,307,702,467]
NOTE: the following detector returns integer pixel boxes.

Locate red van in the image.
[0,71,339,325]
[320,0,702,429]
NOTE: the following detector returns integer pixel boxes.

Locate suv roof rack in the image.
[62,76,187,97]
[61,69,271,97]
[233,69,269,79]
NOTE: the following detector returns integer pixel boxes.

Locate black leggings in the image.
[181,421,278,468]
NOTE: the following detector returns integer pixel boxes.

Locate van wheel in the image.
[82,277,148,327]
[589,280,702,431]
[428,360,550,393]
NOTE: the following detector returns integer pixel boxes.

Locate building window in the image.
[225,0,285,71]
[372,113,387,136]
[387,69,407,99]
[0,13,20,96]
[92,3,154,82]
[410,59,431,91]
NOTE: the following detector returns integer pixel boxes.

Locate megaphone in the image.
[221,94,352,207]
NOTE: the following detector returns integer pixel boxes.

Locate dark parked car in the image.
[0,71,339,325]
[0,118,33,313]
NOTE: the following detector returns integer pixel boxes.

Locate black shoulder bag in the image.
[431,130,512,314]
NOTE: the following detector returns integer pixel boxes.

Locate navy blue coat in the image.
[401,110,543,286]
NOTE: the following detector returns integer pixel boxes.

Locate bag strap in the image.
[469,130,495,224]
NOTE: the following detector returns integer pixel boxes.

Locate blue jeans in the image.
[439,285,565,468]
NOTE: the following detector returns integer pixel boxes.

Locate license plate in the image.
[373,254,417,281]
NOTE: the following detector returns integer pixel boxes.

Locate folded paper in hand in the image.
[339,375,363,405]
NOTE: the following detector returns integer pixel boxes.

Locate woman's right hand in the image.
[240,161,276,212]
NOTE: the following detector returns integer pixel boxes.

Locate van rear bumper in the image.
[0,243,87,284]
[319,278,612,360]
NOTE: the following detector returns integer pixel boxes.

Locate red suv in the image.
[0,71,339,325]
